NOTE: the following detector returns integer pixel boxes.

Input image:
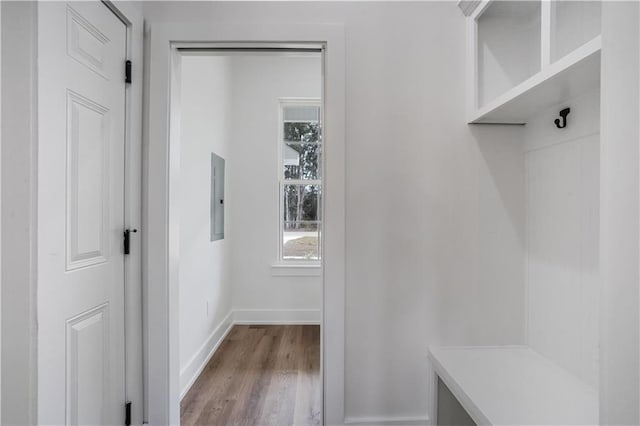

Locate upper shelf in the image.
[467,0,602,124]
[472,36,600,124]
[429,346,599,425]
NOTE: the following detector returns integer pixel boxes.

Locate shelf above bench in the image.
[466,0,602,124]
[470,36,601,124]
[429,346,598,425]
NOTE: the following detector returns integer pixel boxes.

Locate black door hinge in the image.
[125,60,132,84]
[124,401,132,426]
[124,229,137,255]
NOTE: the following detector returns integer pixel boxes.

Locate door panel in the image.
[66,91,110,270]
[38,2,127,425]
[66,5,111,79]
[66,303,109,426]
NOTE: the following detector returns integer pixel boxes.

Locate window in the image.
[279,99,322,263]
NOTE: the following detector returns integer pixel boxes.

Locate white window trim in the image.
[277,97,322,265]
[270,263,322,276]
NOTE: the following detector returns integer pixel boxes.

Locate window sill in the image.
[270,264,322,277]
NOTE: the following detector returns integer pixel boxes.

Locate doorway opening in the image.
[172,46,324,425]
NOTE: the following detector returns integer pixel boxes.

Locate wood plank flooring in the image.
[181,325,321,426]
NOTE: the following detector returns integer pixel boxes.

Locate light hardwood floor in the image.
[181,325,321,426]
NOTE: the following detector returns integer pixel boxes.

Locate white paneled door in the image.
[38,2,127,424]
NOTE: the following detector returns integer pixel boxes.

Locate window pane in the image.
[283,185,321,222]
[280,104,322,262]
[283,106,319,122]
[283,143,321,180]
[284,122,320,142]
[283,223,319,260]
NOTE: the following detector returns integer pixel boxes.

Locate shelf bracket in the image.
[469,122,526,126]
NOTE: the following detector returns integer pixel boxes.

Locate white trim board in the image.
[179,311,234,400]
[233,309,321,325]
[101,2,146,425]
[344,416,430,426]
[0,3,3,421]
[270,264,322,277]
[457,0,482,17]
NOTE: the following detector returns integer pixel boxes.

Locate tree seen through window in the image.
[280,102,322,261]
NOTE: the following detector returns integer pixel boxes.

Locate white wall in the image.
[178,55,234,395]
[1,2,38,424]
[228,55,322,323]
[143,2,526,421]
[524,89,600,387]
[599,2,639,423]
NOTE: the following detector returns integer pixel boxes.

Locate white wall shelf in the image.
[467,0,601,124]
[429,346,598,425]
[550,1,601,64]
[472,36,600,124]
[476,1,542,109]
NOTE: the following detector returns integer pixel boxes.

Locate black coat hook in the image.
[554,108,570,129]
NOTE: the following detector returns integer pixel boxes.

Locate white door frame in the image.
[100,2,145,425]
[145,23,346,425]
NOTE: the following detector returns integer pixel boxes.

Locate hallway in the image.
[181,325,321,425]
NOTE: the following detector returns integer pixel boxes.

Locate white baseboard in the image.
[343,416,430,426]
[179,311,234,400]
[233,309,321,324]
[179,309,319,399]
